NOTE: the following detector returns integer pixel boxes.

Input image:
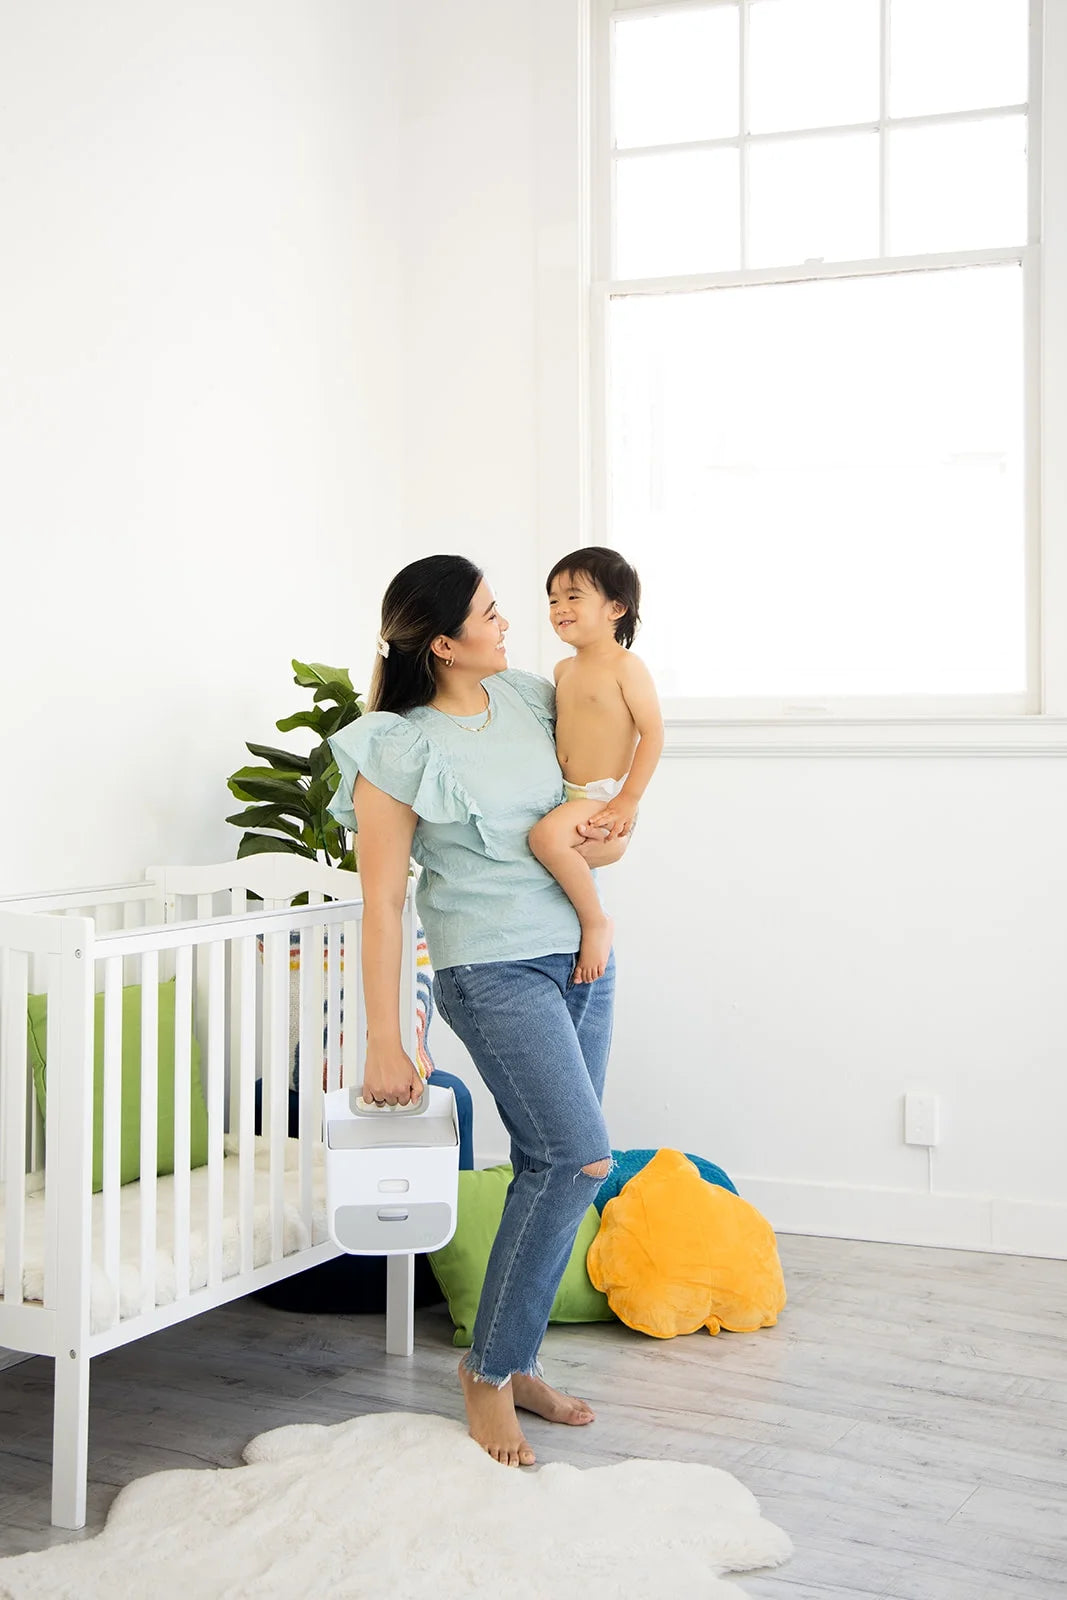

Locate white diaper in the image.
[562,772,628,803]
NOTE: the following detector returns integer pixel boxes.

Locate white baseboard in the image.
[736,1176,1067,1261]
[473,1152,1067,1260]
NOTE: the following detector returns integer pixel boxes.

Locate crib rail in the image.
[0,863,418,1532]
[0,877,416,1342]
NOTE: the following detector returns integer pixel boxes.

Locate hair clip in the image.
[376,633,391,659]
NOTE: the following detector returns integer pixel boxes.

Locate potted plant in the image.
[226,660,363,869]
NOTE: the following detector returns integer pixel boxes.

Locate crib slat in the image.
[237,934,256,1275]
[297,922,324,1224]
[172,945,193,1298]
[227,896,247,1145]
[101,957,123,1322]
[139,951,159,1317]
[223,896,244,1145]
[193,901,214,1142]
[1,949,29,1305]
[206,940,226,1289]
[264,929,288,1263]
[48,916,95,1530]
[325,923,342,1093]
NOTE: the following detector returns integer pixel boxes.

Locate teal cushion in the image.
[428,1164,615,1347]
[26,978,210,1194]
[594,1147,738,1211]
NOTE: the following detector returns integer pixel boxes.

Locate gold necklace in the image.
[433,692,493,733]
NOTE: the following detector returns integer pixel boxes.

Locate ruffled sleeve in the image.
[495,669,557,741]
[328,712,487,837]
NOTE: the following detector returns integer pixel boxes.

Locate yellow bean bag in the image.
[586,1148,787,1338]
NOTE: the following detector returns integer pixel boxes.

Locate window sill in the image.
[663,717,1067,758]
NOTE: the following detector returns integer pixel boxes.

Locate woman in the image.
[328,554,625,1467]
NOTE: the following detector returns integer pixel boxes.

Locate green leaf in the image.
[227,772,312,812]
[305,779,337,843]
[312,682,362,709]
[275,709,330,735]
[225,805,304,840]
[236,833,317,860]
[291,661,355,695]
[229,763,305,786]
[330,702,363,736]
[308,744,334,784]
[322,703,356,737]
[320,759,341,802]
[245,742,312,775]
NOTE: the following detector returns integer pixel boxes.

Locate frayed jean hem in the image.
[460,1351,545,1389]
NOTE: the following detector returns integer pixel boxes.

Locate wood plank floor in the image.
[1,1234,1065,1598]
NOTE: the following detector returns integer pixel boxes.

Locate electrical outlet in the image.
[904,1092,940,1147]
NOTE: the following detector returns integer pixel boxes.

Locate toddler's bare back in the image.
[554,654,638,785]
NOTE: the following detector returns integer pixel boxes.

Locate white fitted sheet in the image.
[0,1138,328,1336]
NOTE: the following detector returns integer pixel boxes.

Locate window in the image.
[593,0,1041,713]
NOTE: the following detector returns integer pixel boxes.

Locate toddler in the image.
[529,546,663,985]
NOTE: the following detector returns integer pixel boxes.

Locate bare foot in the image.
[573,916,614,985]
[512,1372,595,1426]
[459,1361,536,1467]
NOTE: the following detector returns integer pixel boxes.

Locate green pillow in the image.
[26,978,210,1194]
[428,1164,616,1347]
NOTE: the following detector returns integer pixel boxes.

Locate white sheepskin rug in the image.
[0,1411,792,1599]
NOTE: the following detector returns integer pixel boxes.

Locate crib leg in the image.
[385,1254,415,1357]
[51,1348,91,1529]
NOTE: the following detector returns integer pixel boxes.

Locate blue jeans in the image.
[433,952,615,1385]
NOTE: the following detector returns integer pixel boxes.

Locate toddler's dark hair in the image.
[546,546,641,649]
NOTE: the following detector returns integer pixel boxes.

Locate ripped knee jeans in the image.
[433,952,615,1386]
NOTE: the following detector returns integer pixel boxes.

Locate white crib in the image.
[0,858,419,1530]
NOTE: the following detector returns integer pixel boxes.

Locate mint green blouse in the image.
[328,669,580,970]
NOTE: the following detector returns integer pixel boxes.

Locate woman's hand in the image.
[361,1045,425,1107]
[575,821,631,868]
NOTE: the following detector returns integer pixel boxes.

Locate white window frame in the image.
[565,0,1067,744]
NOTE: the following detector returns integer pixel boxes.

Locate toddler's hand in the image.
[588,791,639,841]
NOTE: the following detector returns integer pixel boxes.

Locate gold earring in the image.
[445,657,454,668]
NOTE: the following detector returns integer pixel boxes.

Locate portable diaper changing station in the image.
[324,1083,460,1256]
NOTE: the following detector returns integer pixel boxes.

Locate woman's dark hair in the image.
[545,546,641,649]
[368,555,484,713]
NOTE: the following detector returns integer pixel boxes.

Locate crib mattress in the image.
[0,1139,329,1336]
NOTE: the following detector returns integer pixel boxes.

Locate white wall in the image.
[396,0,546,663]
[4,0,1064,1259]
[0,0,403,893]
[608,754,1067,1256]
[396,0,1067,1258]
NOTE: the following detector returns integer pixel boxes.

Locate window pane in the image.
[889,116,1027,255]
[608,266,1024,696]
[748,0,880,135]
[615,149,740,279]
[890,0,1029,119]
[613,7,740,149]
[748,132,879,267]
